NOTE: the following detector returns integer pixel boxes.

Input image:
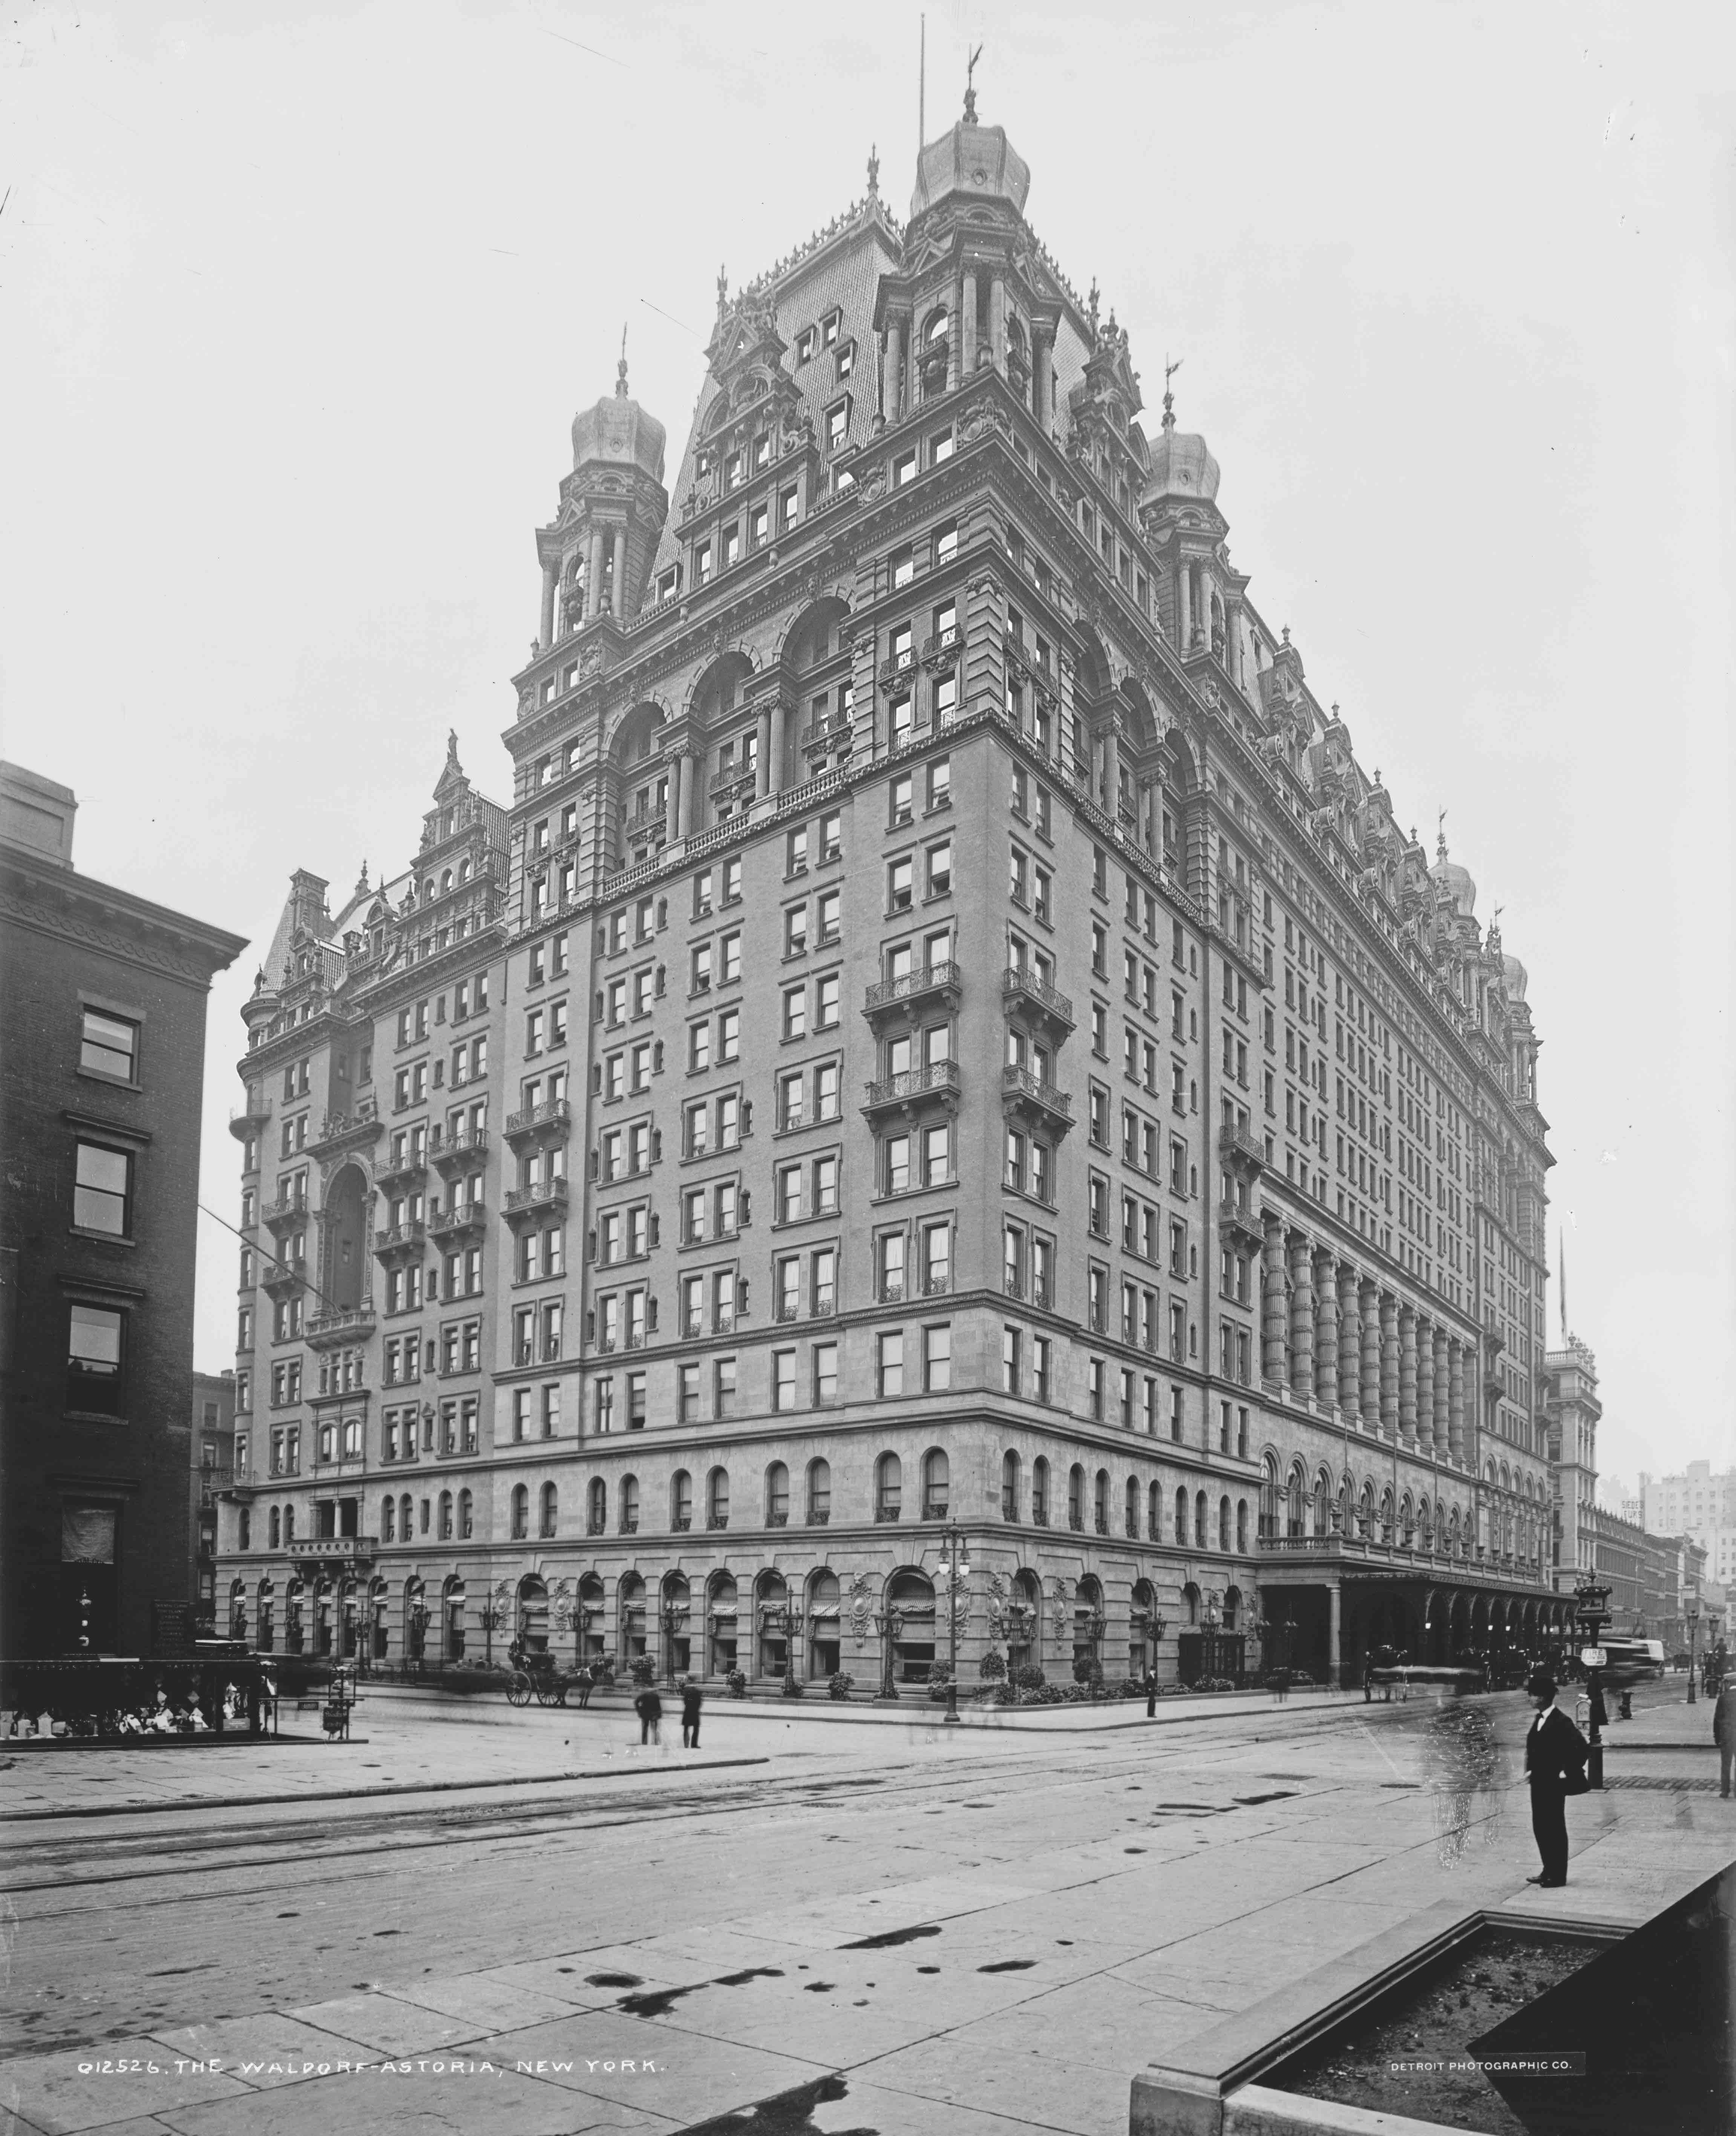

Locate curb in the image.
[0,1752,769,1823]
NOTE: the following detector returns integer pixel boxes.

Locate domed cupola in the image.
[1429,828,1477,919]
[909,81,1031,222]
[1146,379,1221,506]
[536,338,670,642]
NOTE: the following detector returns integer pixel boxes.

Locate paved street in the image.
[4,1682,1732,2136]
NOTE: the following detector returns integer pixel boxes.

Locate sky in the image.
[3,0,1731,1494]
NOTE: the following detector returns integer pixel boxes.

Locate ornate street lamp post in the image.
[1201,1592,1221,1684]
[1573,1576,1612,1790]
[933,1525,971,1724]
[1687,1599,1701,1707]
[478,1596,507,1669]
[661,1601,689,1688]
[870,1607,904,1702]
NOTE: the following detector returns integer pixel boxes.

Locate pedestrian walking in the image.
[1142,1667,1157,1719]
[633,1683,662,1746]
[1523,1671,1589,1888]
[1713,1672,1736,1799]
[574,1664,592,1710]
[681,1677,703,1748]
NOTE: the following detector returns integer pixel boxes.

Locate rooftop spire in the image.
[1437,808,1448,863]
[964,41,982,122]
[1162,353,1181,430]
[867,141,879,197]
[616,322,629,397]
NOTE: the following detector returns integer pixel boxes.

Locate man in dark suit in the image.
[1712,1671,1735,1798]
[1523,1670,1588,1886]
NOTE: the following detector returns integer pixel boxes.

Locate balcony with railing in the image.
[229,1099,271,1141]
[861,1060,962,1122]
[920,626,963,673]
[306,1303,377,1347]
[1220,1123,1266,1172]
[876,648,919,691]
[863,960,962,1026]
[262,1196,310,1237]
[503,1177,568,1223]
[373,1220,427,1260]
[1002,966,1075,1037]
[505,1098,572,1146]
[431,1127,489,1179]
[313,1098,383,1156]
[374,1151,428,1197]
[429,1199,488,1242]
[1001,1064,1074,1136]
[1217,1198,1264,1246]
[260,1257,308,1299]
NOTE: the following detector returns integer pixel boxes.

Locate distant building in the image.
[190,1369,237,1635]
[0,763,245,1657]
[1638,1462,1736,1590]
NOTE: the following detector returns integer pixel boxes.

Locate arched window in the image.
[1287,1462,1306,1539]
[922,1449,949,1520]
[1032,1456,1050,1525]
[1379,1487,1394,1546]
[397,1494,411,1542]
[806,1458,831,1524]
[1125,1476,1140,1538]
[239,1506,251,1551]
[1094,1469,1110,1534]
[708,1466,730,1527]
[509,1485,527,1540]
[1223,1585,1241,1632]
[671,1469,693,1528]
[377,1499,390,1545]
[436,1490,452,1540]
[1175,1485,1189,1545]
[541,1481,559,1539]
[1148,1479,1162,1540]
[1067,1464,1085,1531]
[1182,1581,1201,1627]
[619,1475,638,1533]
[1400,1493,1415,1547]
[270,1506,282,1548]
[1358,1481,1375,1537]
[588,1477,607,1534]
[875,1453,901,1522]
[766,1461,790,1526]
[1236,1499,1249,1553]
[1001,1450,1021,1521]
[1259,1454,1279,1541]
[1194,1490,1208,1549]
[1312,1472,1331,1536]
[458,1488,472,1539]
[1217,1494,1231,1551]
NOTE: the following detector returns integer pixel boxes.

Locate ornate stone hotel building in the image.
[217,100,1574,1690]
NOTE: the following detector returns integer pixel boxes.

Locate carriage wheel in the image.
[535,1680,558,1706]
[506,1673,532,1707]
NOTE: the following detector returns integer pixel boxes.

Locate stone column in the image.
[1289,1234,1315,1396]
[769,699,787,797]
[1313,1251,1339,1410]
[663,756,681,844]
[1379,1294,1399,1441]
[1338,1268,1361,1421]
[989,274,1007,372]
[1032,331,1051,429]
[955,273,972,386]
[1328,1585,1342,1688]
[1359,1279,1381,1429]
[679,750,699,838]
[884,320,904,425]
[1433,1329,1452,1456]
[539,564,558,651]
[1398,1308,1419,1444]
[1261,1222,1288,1384]
[1176,563,1192,651]
[1448,1340,1467,1463]
[1416,1323,1435,1456]
[586,528,605,619]
[612,527,631,617]
[755,706,772,798]
[1103,723,1122,818]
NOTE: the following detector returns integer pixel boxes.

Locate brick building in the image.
[0,763,245,1657]
[216,102,1570,1689]
[190,1368,237,1635]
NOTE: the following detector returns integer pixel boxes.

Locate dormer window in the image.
[696,541,712,585]
[753,433,771,470]
[696,449,712,480]
[796,326,816,364]
[836,341,855,381]
[826,400,849,453]
[724,450,742,490]
[821,311,840,349]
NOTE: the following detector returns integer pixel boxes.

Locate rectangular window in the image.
[876,1330,904,1398]
[73,1142,131,1235]
[924,1323,951,1392]
[68,1302,125,1415]
[80,1008,138,1082]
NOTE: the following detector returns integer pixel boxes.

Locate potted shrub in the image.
[925,1660,955,1703]
[725,1668,747,1697]
[628,1656,656,1687]
[978,1649,1007,1683]
[827,1670,854,1701]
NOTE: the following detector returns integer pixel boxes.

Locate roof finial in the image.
[1087,278,1100,335]
[1436,807,1448,863]
[356,859,369,895]
[867,141,879,197]
[964,41,982,122]
[616,322,629,397]
[1163,352,1182,430]
[446,727,461,773]
[716,263,728,318]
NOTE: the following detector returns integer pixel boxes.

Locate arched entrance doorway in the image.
[339,1575,361,1660]
[662,1571,692,1682]
[368,1576,389,1662]
[887,1568,936,1689]
[313,1575,334,1657]
[442,1575,466,1663]
[578,1572,605,1667]
[323,1164,369,1311]
[757,1570,791,1682]
[519,1573,550,1656]
[256,1576,275,1654]
[618,1573,647,1666]
[1074,1576,1105,1680]
[807,1569,841,1680]
[228,1577,248,1644]
[1008,1570,1040,1679]
[1129,1579,1159,1678]
[285,1576,306,1654]
[707,1572,739,1678]
[403,1576,426,1666]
